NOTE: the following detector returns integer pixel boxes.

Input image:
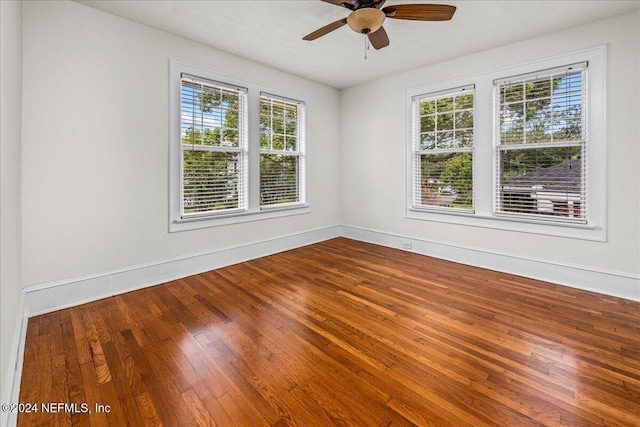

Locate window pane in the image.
[420,99,435,115]
[525,79,552,99]
[420,115,435,133]
[284,136,297,152]
[273,111,285,135]
[552,118,582,142]
[524,121,548,143]
[181,80,240,148]
[436,131,454,148]
[285,105,297,136]
[500,84,524,103]
[525,100,552,122]
[454,129,473,148]
[260,126,270,150]
[436,96,454,112]
[261,154,299,206]
[420,132,436,150]
[498,146,584,220]
[261,97,300,152]
[501,102,524,137]
[455,110,473,130]
[221,129,238,146]
[553,94,582,119]
[419,90,474,140]
[499,70,583,145]
[419,153,473,210]
[455,94,473,110]
[183,150,240,214]
[437,112,454,131]
[272,134,284,151]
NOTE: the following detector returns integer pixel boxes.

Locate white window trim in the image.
[169,61,310,232]
[405,46,605,241]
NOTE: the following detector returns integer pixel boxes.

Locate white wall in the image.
[0,0,24,411]
[341,12,639,278]
[21,0,341,287]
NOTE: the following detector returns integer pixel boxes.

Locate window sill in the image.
[406,208,604,241]
[170,204,310,232]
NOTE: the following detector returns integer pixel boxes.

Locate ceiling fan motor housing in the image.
[347,8,386,34]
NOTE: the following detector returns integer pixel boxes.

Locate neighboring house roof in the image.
[502,159,582,194]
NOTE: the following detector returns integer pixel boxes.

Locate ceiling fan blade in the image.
[321,0,355,9]
[303,18,348,41]
[383,4,456,21]
[368,26,389,50]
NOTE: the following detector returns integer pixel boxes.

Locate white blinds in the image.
[259,94,305,207]
[180,75,248,217]
[412,86,474,211]
[494,63,587,223]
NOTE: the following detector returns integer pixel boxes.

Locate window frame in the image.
[405,46,605,241]
[494,63,588,224]
[179,75,249,218]
[411,85,475,213]
[169,61,309,232]
[259,93,306,209]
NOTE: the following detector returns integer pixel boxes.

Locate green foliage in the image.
[441,153,473,206]
[182,150,239,213]
[260,154,299,206]
[420,153,472,209]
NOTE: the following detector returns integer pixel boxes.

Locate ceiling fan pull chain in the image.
[364,34,369,60]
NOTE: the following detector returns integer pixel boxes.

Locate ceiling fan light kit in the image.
[347,8,386,34]
[303,0,456,53]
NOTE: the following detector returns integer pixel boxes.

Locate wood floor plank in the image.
[18,238,640,426]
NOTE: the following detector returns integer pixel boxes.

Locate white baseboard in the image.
[340,224,640,302]
[1,293,26,427]
[22,222,640,318]
[23,225,341,317]
[21,221,640,317]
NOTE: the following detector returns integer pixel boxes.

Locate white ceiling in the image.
[75,0,640,89]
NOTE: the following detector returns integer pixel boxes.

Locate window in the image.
[170,62,309,232]
[180,76,248,217]
[411,86,474,212]
[406,47,604,240]
[495,63,587,224]
[260,94,306,207]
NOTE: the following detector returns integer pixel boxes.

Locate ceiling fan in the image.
[303,0,456,50]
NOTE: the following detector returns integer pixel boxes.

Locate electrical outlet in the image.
[402,241,412,249]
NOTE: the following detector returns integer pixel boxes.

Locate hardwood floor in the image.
[17,238,640,426]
